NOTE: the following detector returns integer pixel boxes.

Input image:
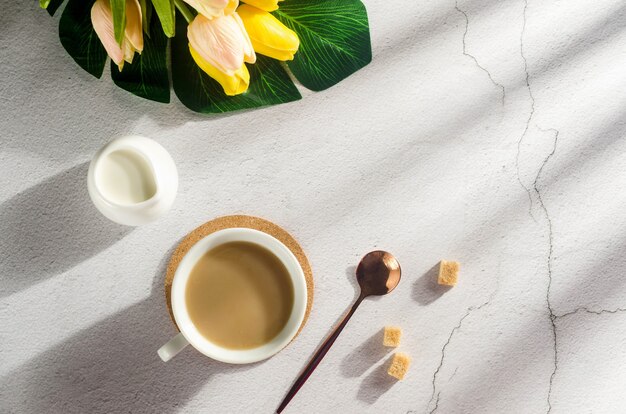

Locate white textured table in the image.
[1,0,625,413]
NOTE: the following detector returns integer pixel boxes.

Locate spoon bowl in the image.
[356,250,401,297]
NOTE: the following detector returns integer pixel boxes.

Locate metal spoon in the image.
[277,251,401,413]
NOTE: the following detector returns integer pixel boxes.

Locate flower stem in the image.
[174,0,194,23]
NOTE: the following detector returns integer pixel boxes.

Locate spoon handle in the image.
[277,295,365,413]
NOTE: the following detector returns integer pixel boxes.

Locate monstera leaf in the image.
[274,0,372,91]
[59,0,108,78]
[47,0,372,113]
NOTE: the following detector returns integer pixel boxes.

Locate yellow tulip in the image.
[237,4,299,61]
[188,13,255,95]
[91,0,143,71]
[190,45,250,96]
[239,0,282,12]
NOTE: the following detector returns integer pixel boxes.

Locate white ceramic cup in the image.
[158,228,307,364]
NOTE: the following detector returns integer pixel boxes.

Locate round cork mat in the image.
[164,215,314,339]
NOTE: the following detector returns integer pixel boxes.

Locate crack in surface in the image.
[448,366,459,381]
[515,0,536,219]
[532,127,559,413]
[515,2,561,411]
[429,392,441,414]
[426,297,494,414]
[555,307,626,319]
[455,1,506,105]
[425,260,502,414]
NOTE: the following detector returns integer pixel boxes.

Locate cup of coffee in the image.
[158,228,307,364]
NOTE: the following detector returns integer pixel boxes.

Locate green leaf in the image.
[110,0,127,46]
[139,0,152,37]
[59,0,108,78]
[40,0,50,9]
[111,15,170,103]
[151,0,175,37]
[45,0,66,16]
[171,15,301,113]
[274,0,372,91]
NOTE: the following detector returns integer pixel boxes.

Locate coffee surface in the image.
[186,241,294,349]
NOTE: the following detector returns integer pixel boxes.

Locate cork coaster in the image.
[164,215,314,339]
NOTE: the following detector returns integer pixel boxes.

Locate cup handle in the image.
[158,332,189,362]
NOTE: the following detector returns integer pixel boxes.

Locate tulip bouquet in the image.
[40,0,372,113]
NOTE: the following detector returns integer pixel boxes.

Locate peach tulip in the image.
[188,13,256,95]
[91,0,143,71]
[183,0,238,19]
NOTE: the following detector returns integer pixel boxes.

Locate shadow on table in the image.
[356,354,397,404]
[0,163,133,298]
[345,265,360,297]
[0,244,257,413]
[340,329,391,378]
[412,262,452,305]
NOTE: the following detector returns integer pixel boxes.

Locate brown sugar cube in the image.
[383,326,402,347]
[438,260,460,286]
[387,352,411,380]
